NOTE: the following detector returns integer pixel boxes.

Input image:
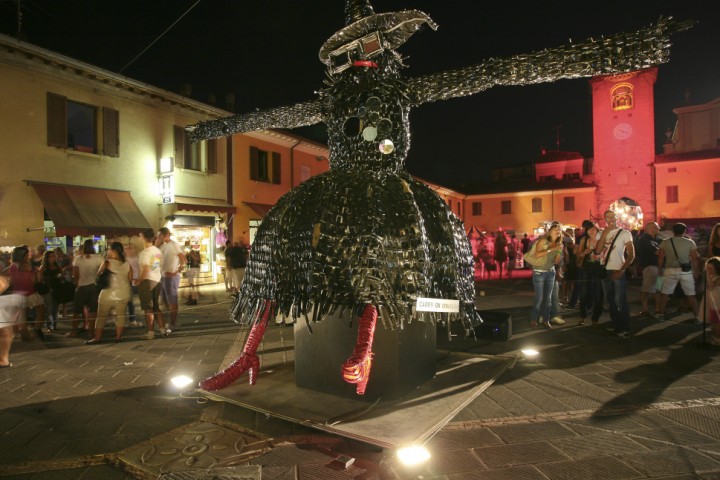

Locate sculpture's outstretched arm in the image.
[188,98,327,142]
[407,17,694,106]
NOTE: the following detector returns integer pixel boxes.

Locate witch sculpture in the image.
[191,0,690,394]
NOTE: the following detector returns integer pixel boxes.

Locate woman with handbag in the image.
[526,224,563,329]
[576,223,604,326]
[85,242,132,345]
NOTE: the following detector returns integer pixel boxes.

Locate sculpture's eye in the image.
[343,117,361,137]
[376,118,392,136]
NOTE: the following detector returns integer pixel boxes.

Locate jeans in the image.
[579,264,603,321]
[601,271,630,333]
[42,292,57,330]
[532,269,557,323]
[127,285,138,319]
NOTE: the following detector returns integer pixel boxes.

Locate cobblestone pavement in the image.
[0,280,719,479]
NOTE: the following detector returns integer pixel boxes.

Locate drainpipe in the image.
[289,138,302,189]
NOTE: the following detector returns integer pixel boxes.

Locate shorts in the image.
[138,280,161,313]
[161,275,181,305]
[641,266,660,293]
[26,292,45,309]
[0,294,26,326]
[187,267,200,284]
[73,285,99,314]
[660,268,695,296]
[231,268,245,289]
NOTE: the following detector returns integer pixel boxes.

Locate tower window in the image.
[611,83,634,111]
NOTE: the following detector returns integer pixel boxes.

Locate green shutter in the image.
[173,126,185,168]
[250,146,259,181]
[102,107,119,157]
[272,152,281,184]
[207,139,218,173]
[47,92,67,147]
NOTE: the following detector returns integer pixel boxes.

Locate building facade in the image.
[0,34,330,284]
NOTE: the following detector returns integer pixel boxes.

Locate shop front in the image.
[165,196,235,287]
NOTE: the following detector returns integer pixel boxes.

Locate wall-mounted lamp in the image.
[159,157,174,174]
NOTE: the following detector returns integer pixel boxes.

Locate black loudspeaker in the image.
[474,310,512,342]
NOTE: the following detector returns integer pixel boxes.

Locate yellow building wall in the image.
[0,43,228,247]
[462,189,597,235]
[231,133,329,244]
[655,158,720,221]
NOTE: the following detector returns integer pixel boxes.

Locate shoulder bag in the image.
[523,240,547,269]
[670,238,693,272]
[598,229,621,279]
[95,262,113,290]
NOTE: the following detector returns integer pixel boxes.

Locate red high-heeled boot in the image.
[341,304,377,395]
[199,302,272,391]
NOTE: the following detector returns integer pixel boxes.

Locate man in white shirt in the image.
[157,227,186,332]
[138,229,167,340]
[69,239,103,338]
[595,210,635,338]
[656,223,700,322]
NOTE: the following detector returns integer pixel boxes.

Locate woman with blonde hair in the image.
[529,224,563,329]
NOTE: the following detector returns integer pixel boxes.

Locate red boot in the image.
[199,302,272,391]
[341,304,377,395]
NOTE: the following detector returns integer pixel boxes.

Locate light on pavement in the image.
[396,445,431,466]
[170,375,194,389]
[521,348,540,358]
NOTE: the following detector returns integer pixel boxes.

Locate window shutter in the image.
[249,146,259,180]
[173,126,185,168]
[102,107,119,157]
[272,152,281,184]
[47,92,67,147]
[207,139,218,173]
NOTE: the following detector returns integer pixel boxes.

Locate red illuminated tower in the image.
[590,67,657,223]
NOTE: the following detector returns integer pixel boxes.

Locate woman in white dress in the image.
[86,242,132,344]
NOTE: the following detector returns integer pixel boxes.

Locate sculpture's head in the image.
[320,0,437,171]
[319,0,437,76]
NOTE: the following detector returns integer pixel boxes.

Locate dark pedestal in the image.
[294,313,436,400]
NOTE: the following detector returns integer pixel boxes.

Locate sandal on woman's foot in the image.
[530,320,538,329]
[578,319,586,326]
[543,321,553,330]
[0,363,12,368]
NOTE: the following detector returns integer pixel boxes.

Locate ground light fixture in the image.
[170,375,194,389]
[521,348,540,358]
[396,445,431,466]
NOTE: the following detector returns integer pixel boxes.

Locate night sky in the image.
[2,0,718,187]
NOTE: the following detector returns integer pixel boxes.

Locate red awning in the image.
[174,196,235,214]
[243,202,273,218]
[29,182,152,236]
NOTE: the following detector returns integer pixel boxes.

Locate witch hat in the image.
[319,0,437,71]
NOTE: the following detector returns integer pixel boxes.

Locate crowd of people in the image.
[522,216,720,344]
[0,228,193,367]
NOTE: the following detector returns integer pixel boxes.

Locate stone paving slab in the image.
[2,281,720,479]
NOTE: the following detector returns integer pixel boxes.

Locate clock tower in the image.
[590,67,657,224]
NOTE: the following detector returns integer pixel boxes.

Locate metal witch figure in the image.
[191,0,691,393]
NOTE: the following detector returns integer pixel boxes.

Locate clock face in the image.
[613,123,633,140]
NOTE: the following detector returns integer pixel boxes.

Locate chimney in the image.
[225,93,235,112]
